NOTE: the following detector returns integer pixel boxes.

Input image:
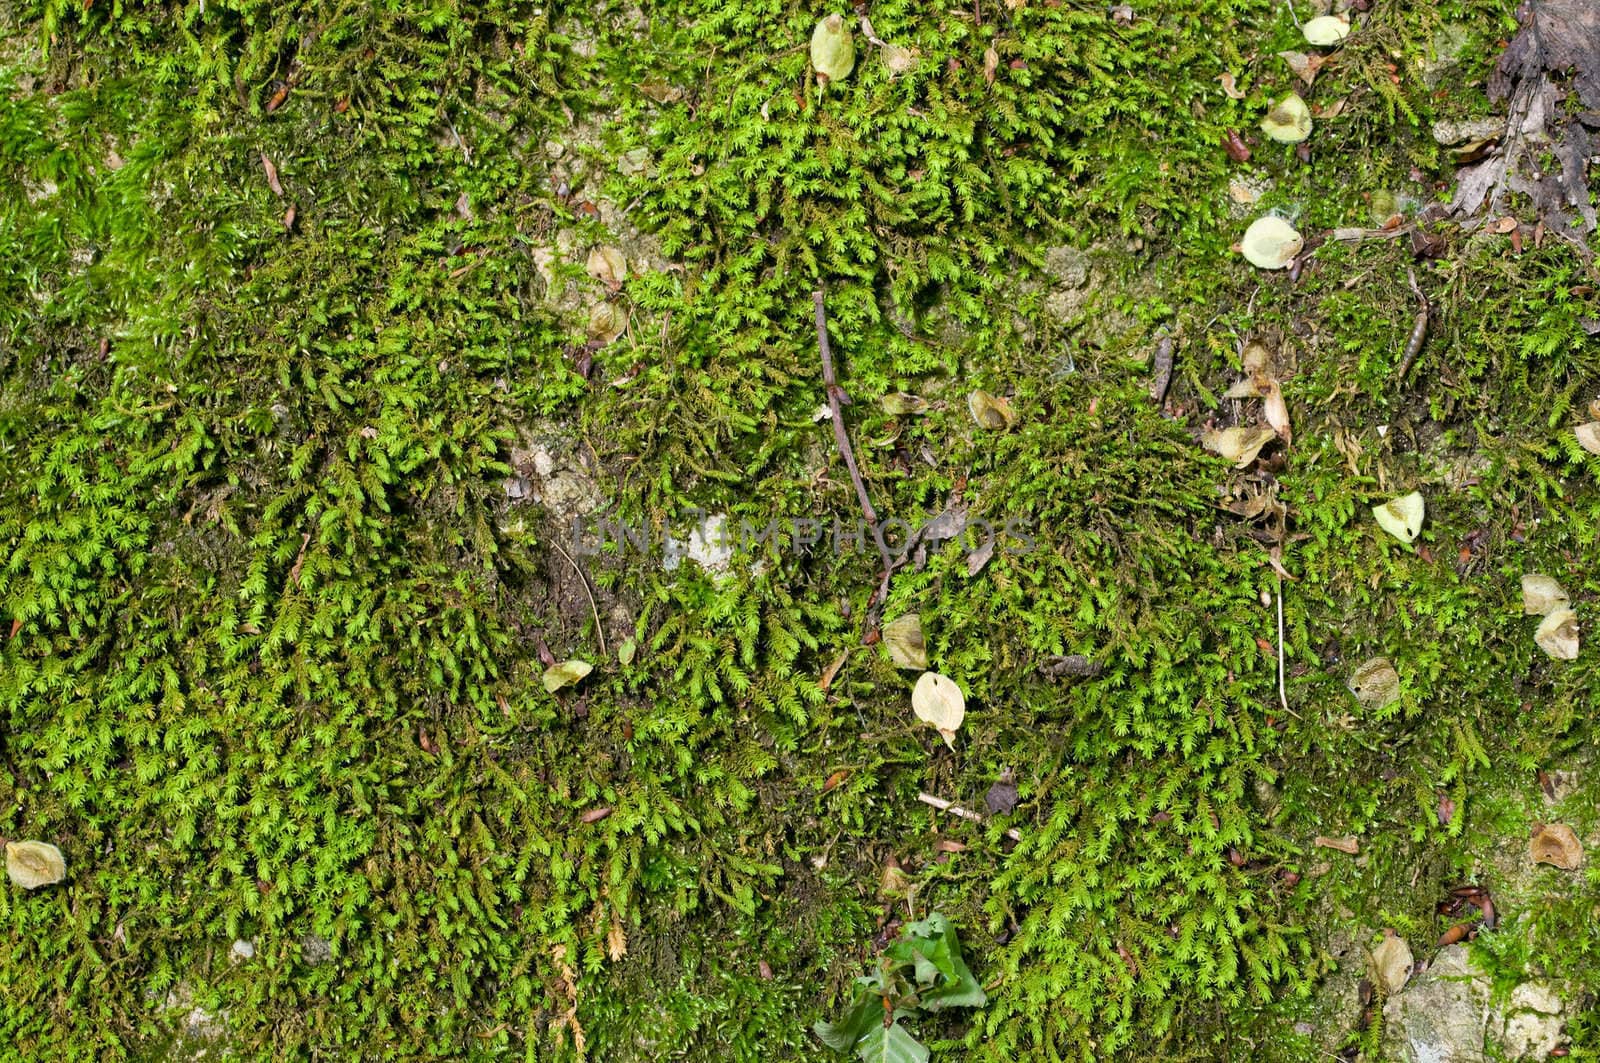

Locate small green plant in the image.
[814,914,987,1063]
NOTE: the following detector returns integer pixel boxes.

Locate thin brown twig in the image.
[813,289,895,610]
[917,792,1023,842]
[550,539,607,657]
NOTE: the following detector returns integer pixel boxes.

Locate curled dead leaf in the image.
[1218,72,1246,99]
[6,841,66,890]
[1575,422,1600,455]
[1370,932,1413,994]
[911,671,965,750]
[1522,574,1570,616]
[1535,607,1580,660]
[1530,822,1582,869]
[1201,425,1276,468]
[882,614,929,670]
[968,389,1016,429]
[1347,656,1400,711]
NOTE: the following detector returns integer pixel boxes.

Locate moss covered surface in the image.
[0,0,1597,1058]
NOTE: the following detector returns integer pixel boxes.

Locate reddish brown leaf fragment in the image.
[261,153,284,197]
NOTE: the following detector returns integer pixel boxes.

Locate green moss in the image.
[1,0,1597,1059]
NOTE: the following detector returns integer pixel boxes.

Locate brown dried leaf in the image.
[1315,835,1360,855]
[261,153,284,197]
[1530,822,1583,869]
[1218,72,1246,99]
[819,650,849,691]
[1576,421,1600,455]
[586,246,627,291]
[1277,50,1327,86]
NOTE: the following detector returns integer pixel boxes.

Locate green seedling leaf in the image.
[886,914,988,1011]
[543,659,593,693]
[854,1021,928,1063]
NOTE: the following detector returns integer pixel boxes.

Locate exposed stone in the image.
[1384,945,1489,1062]
[1501,980,1565,1058]
[1384,945,1566,1061]
[1042,246,1091,290]
[229,939,255,962]
[663,513,733,576]
[301,933,333,967]
[504,425,604,525]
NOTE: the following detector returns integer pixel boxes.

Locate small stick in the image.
[917,791,1023,842]
[550,539,607,657]
[814,290,896,608]
[1282,0,1301,28]
[1148,329,1176,406]
[1271,548,1301,720]
[1397,267,1430,381]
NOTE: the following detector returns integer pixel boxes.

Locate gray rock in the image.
[1042,246,1091,290]
[301,933,333,967]
[662,513,733,576]
[1501,982,1563,1059]
[1383,945,1489,1062]
[1384,945,1566,1061]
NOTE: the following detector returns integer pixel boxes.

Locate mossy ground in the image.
[1,0,1597,1059]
